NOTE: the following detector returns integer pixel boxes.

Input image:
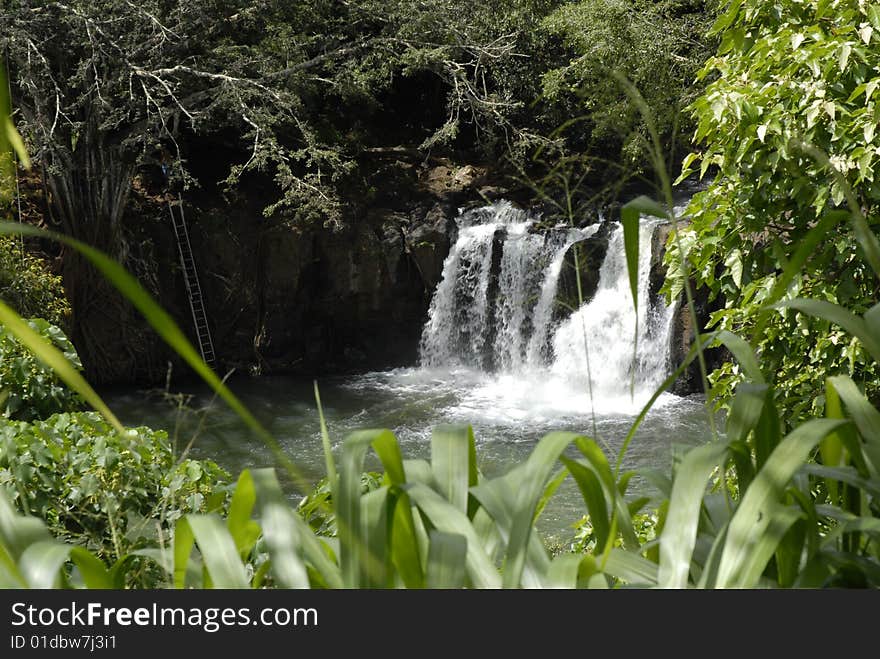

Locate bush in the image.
[0,318,84,421]
[0,411,230,565]
[0,236,69,326]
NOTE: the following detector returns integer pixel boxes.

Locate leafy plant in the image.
[0,411,229,567]
[0,236,69,327]
[664,0,880,422]
[0,318,83,421]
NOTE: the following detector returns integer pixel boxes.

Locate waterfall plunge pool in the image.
[105,370,712,543]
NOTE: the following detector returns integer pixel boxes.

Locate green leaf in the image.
[19,540,70,588]
[173,517,195,589]
[431,424,476,513]
[313,381,338,492]
[659,442,728,588]
[69,547,113,589]
[603,548,658,586]
[405,483,500,588]
[779,299,880,364]
[251,468,338,588]
[504,432,582,588]
[227,469,261,558]
[186,514,250,589]
[561,457,610,550]
[425,531,467,589]
[546,553,599,589]
[337,429,399,587]
[360,487,392,587]
[716,419,847,588]
[827,375,880,477]
[716,330,765,383]
[868,5,880,31]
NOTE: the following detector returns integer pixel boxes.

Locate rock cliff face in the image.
[78,160,503,383]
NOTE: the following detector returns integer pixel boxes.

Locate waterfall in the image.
[550,221,675,397]
[418,201,676,405]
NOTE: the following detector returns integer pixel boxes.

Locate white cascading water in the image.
[550,221,675,399]
[418,200,677,414]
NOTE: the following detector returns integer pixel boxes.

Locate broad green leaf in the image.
[361,487,392,587]
[186,514,250,588]
[390,492,425,589]
[406,483,500,588]
[251,468,339,588]
[69,547,113,589]
[561,457,610,550]
[726,383,769,448]
[425,531,467,589]
[0,491,52,563]
[431,424,475,513]
[469,469,551,587]
[801,464,880,499]
[716,330,765,383]
[504,432,582,588]
[827,375,880,476]
[337,429,398,587]
[546,553,599,589]
[603,548,658,586]
[173,517,195,589]
[578,438,639,549]
[534,467,568,525]
[659,442,728,588]
[19,540,69,589]
[716,419,847,588]
[227,469,261,558]
[737,504,803,588]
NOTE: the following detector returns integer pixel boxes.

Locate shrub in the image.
[0,411,230,565]
[0,236,69,326]
[0,318,83,421]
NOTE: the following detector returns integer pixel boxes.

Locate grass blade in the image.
[251,468,339,589]
[227,469,261,558]
[431,424,476,513]
[186,514,250,588]
[659,441,728,588]
[405,483,500,588]
[716,418,847,588]
[827,375,880,476]
[603,548,658,586]
[69,547,113,589]
[504,432,582,588]
[425,531,467,589]
[19,541,70,588]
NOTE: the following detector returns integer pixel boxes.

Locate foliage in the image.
[0,237,69,327]
[0,411,230,567]
[664,0,880,422]
[296,471,383,537]
[539,0,716,178]
[0,318,83,421]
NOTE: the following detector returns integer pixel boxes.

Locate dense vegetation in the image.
[664,0,880,423]
[2,0,880,590]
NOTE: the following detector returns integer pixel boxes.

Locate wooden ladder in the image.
[168,195,216,366]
